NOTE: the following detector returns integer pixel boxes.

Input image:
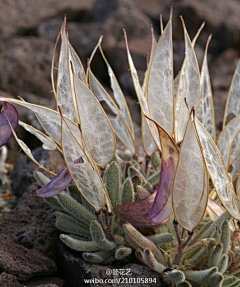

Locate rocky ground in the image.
[0,0,239,286]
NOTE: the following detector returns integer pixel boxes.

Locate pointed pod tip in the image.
[170,6,173,19]
[18,96,25,102]
[122,25,127,36]
[190,107,195,121]
[180,16,185,28]
[87,58,91,69]
[99,35,103,45]
[63,15,67,30]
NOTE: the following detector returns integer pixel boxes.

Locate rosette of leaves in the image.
[33,150,162,264]
[0,7,239,286]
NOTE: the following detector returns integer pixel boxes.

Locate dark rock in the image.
[102,0,152,42]
[210,49,239,91]
[0,272,20,287]
[0,0,95,37]
[91,0,151,38]
[171,0,240,57]
[11,148,65,196]
[0,37,53,98]
[132,0,169,20]
[37,20,105,69]
[106,39,149,83]
[0,183,59,260]
[56,243,162,287]
[0,234,57,281]
[24,276,65,287]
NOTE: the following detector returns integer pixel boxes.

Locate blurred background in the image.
[0,0,239,162]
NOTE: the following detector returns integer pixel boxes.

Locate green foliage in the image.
[38,146,240,286]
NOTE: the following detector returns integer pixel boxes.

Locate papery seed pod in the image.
[147,170,160,186]
[103,161,120,211]
[82,250,111,263]
[143,248,166,273]
[58,193,95,225]
[115,245,132,260]
[218,254,229,273]
[55,212,91,237]
[120,178,135,205]
[60,234,99,251]
[221,220,231,255]
[165,269,185,283]
[147,233,174,245]
[208,243,223,267]
[123,223,165,263]
[208,272,224,287]
[90,220,117,250]
[184,267,217,282]
[136,185,150,199]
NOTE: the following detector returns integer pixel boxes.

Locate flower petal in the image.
[0,102,18,147]
[147,116,179,224]
[36,162,80,198]
[116,191,169,227]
